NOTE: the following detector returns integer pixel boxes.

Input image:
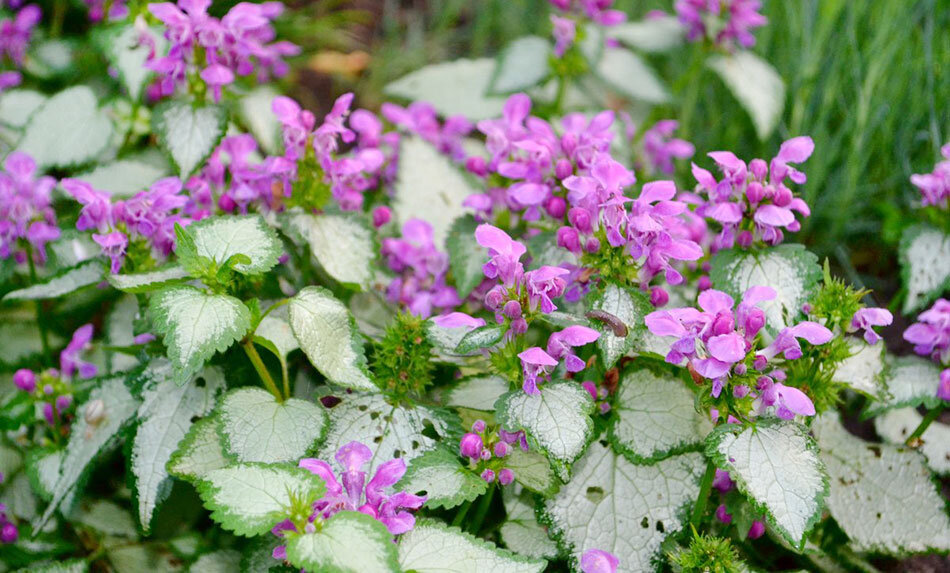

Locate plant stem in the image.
[242,340,284,402]
[25,244,52,361]
[690,459,716,529]
[51,0,67,37]
[905,405,945,447]
[450,500,472,528]
[553,75,567,116]
[467,484,495,535]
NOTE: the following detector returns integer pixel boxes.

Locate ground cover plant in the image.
[0,0,948,571]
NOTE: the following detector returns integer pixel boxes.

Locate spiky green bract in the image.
[195,463,325,537]
[285,511,399,573]
[668,530,745,573]
[371,312,435,399]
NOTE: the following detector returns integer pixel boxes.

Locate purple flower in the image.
[849,307,893,346]
[60,324,97,380]
[546,325,600,372]
[382,102,472,161]
[272,96,316,160]
[460,433,484,460]
[0,4,41,66]
[0,152,59,264]
[903,299,950,365]
[432,312,486,330]
[676,0,767,49]
[475,224,526,287]
[938,369,950,402]
[82,0,128,22]
[0,71,22,93]
[382,219,460,318]
[910,143,950,209]
[748,520,766,539]
[712,468,734,493]
[297,441,425,536]
[13,369,35,392]
[759,321,834,362]
[518,347,558,395]
[94,232,129,274]
[551,15,576,57]
[716,504,733,524]
[524,266,569,313]
[580,548,619,573]
[640,120,694,175]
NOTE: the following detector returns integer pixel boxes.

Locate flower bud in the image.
[711,312,735,336]
[753,355,768,371]
[55,395,72,412]
[584,237,600,254]
[493,442,510,458]
[480,448,492,461]
[502,300,522,320]
[371,206,391,228]
[748,521,766,539]
[480,469,496,483]
[510,318,528,335]
[42,403,55,426]
[465,156,488,177]
[736,230,754,248]
[497,468,514,485]
[650,287,669,308]
[545,196,566,219]
[84,399,106,425]
[556,226,581,254]
[568,208,592,234]
[715,504,733,524]
[217,194,236,213]
[773,186,793,207]
[581,381,598,401]
[0,522,17,544]
[599,402,611,414]
[746,181,765,203]
[734,363,747,376]
[733,384,749,398]
[13,369,35,392]
[697,275,712,291]
[749,158,768,180]
[472,419,487,433]
[555,158,573,180]
[485,286,507,311]
[745,309,766,337]
[459,433,483,459]
[304,522,317,534]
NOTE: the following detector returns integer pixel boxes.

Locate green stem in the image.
[467,484,495,534]
[450,500,472,528]
[242,340,284,402]
[50,0,67,37]
[25,244,52,361]
[690,460,716,529]
[905,405,945,447]
[553,75,567,116]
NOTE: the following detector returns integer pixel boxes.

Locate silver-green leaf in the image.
[898,224,950,314]
[398,520,546,573]
[16,86,114,168]
[281,211,375,288]
[286,511,399,573]
[707,50,786,140]
[153,101,227,178]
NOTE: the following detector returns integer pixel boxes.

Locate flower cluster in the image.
[688,136,814,251]
[675,0,767,49]
[13,324,97,430]
[147,0,298,102]
[0,473,16,544]
[0,2,39,92]
[382,102,472,162]
[646,287,832,419]
[63,177,189,273]
[381,219,460,318]
[459,419,528,485]
[271,441,425,561]
[635,119,695,176]
[910,143,950,209]
[903,299,950,401]
[0,152,59,265]
[273,93,394,211]
[518,325,600,394]
[548,0,626,27]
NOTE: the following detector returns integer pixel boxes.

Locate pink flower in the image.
[475,224,527,287]
[909,143,950,208]
[60,324,97,380]
[518,347,558,395]
[546,325,600,372]
[903,299,950,364]
[849,307,893,345]
[580,548,619,573]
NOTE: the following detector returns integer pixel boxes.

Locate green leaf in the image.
[705,418,828,549]
[814,414,950,554]
[590,283,651,368]
[496,382,595,478]
[286,511,399,573]
[454,323,507,354]
[397,448,487,510]
[543,443,706,571]
[218,387,328,464]
[831,337,888,401]
[0,315,61,367]
[606,15,684,53]
[490,36,551,94]
[3,260,104,301]
[709,244,822,334]
[197,463,325,537]
[74,159,168,198]
[595,47,669,104]
[504,448,559,497]
[153,101,227,177]
[167,416,229,482]
[385,58,508,122]
[183,215,282,276]
[864,355,944,417]
[398,520,546,573]
[254,304,298,374]
[239,86,282,155]
[443,375,510,411]
[190,549,241,573]
[281,211,375,288]
[394,136,479,248]
[425,319,482,361]
[609,365,712,463]
[318,393,452,476]
[898,224,950,314]
[71,500,138,538]
[107,264,189,293]
[105,25,166,101]
[130,361,226,533]
[1,471,38,521]
[16,86,114,169]
[15,559,88,573]
[37,376,141,529]
[500,489,558,560]
[288,286,375,392]
[707,50,786,140]
[446,215,485,298]
[0,89,46,129]
[149,286,251,383]
[874,408,950,475]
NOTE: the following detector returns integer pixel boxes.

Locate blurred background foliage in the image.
[280,0,949,305]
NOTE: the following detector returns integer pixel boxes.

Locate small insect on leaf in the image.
[586,310,628,337]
